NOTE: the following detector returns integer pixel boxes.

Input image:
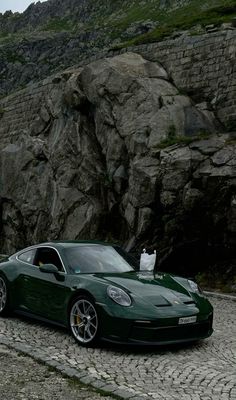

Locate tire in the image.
[0,276,9,316]
[69,295,99,346]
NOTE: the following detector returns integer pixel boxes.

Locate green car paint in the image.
[0,241,213,346]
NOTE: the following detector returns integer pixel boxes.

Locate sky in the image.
[0,0,47,13]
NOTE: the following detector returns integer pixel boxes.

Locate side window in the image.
[34,247,64,272]
[18,249,36,265]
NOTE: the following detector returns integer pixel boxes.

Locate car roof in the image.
[40,240,116,250]
[11,241,119,258]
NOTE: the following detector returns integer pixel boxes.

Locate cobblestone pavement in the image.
[0,344,114,400]
[0,297,235,400]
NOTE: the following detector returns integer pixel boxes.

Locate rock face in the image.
[1,0,235,130]
[0,53,235,274]
[0,0,235,133]
[0,28,235,131]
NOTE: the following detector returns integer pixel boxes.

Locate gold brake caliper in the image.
[75,314,81,326]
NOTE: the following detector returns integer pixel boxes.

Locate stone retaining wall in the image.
[1,28,235,128]
[67,28,236,128]
[0,78,60,143]
[132,29,236,128]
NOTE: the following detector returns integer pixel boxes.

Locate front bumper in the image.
[101,313,213,345]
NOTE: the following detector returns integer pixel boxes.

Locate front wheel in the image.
[69,296,99,346]
[0,276,9,316]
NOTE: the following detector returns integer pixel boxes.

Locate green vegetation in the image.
[15,349,120,399]
[102,172,113,188]
[0,33,20,45]
[1,0,236,48]
[42,17,75,32]
[225,135,236,145]
[68,377,121,398]
[167,124,176,140]
[157,130,210,149]
[3,49,26,64]
[0,31,9,40]
[110,0,236,48]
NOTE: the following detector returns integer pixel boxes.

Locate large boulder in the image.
[0,52,234,276]
[79,53,215,153]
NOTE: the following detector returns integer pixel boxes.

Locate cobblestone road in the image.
[0,297,235,400]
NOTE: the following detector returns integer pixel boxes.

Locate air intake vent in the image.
[183,301,196,305]
[155,303,171,307]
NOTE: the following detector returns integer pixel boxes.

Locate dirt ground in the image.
[0,344,114,400]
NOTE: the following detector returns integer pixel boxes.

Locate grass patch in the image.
[42,17,75,32]
[0,32,25,45]
[110,1,236,49]
[225,135,236,145]
[3,49,26,64]
[157,130,211,149]
[7,343,121,399]
[68,377,121,398]
[1,0,236,49]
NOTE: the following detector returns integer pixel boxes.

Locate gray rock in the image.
[228,195,236,233]
[137,207,154,236]
[211,146,234,166]
[184,105,215,136]
[0,52,235,271]
[129,157,160,207]
[125,203,137,230]
[162,169,189,191]
[160,146,192,170]
[189,136,226,155]
[113,165,128,194]
[80,52,215,150]
[160,191,176,208]
[183,186,204,210]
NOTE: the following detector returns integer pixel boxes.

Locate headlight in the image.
[188,279,202,294]
[107,285,132,307]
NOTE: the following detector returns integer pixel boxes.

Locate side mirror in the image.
[39,264,59,274]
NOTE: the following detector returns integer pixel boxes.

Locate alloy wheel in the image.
[70,297,98,344]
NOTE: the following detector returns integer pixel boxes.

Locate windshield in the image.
[64,245,138,274]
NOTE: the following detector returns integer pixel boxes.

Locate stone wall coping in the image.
[204,290,236,301]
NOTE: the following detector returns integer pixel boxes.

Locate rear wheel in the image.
[0,276,9,316]
[69,296,99,346]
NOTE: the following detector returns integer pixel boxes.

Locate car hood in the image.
[94,271,194,306]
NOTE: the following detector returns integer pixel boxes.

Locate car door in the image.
[15,246,70,324]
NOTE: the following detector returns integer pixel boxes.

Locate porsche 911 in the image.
[0,241,213,346]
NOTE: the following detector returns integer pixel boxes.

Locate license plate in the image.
[178,316,197,325]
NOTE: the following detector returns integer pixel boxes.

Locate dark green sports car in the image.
[0,241,213,346]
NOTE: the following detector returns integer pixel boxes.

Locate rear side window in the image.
[18,249,36,265]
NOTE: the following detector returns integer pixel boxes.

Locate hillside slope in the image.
[0,0,235,41]
[0,0,235,99]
